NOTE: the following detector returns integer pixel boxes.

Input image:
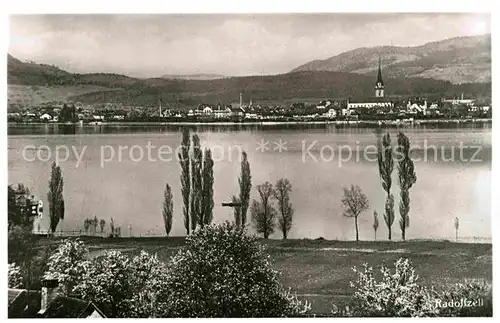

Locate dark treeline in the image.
[69,74,492,107]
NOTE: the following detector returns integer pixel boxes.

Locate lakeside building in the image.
[213,105,232,118]
[322,108,337,119]
[14,191,43,220]
[40,113,55,121]
[407,100,428,115]
[442,94,475,106]
[230,105,245,117]
[316,100,333,109]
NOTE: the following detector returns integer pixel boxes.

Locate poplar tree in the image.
[200,148,214,226]
[162,183,173,236]
[232,195,242,228]
[454,217,459,242]
[178,128,191,234]
[48,161,64,234]
[377,132,395,240]
[397,132,417,241]
[238,151,252,228]
[373,211,379,241]
[190,134,203,232]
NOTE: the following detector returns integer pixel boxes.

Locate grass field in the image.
[37,236,492,315]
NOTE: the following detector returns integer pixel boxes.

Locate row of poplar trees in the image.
[375,131,417,241]
[161,129,257,237]
[162,128,215,236]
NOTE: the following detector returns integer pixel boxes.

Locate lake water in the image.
[8,123,492,241]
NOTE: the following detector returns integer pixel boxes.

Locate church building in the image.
[347,57,393,110]
[375,56,384,98]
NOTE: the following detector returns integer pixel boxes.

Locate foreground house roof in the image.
[8,288,106,318]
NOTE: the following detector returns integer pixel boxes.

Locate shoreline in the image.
[7,118,492,127]
[32,234,492,245]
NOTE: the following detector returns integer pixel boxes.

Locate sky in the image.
[8,13,491,77]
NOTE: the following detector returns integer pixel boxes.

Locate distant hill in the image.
[7,53,491,107]
[291,34,491,84]
[8,54,72,85]
[7,54,129,105]
[161,74,226,81]
[7,84,123,106]
[8,54,141,88]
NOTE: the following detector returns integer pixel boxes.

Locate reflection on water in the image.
[7,121,493,136]
[7,123,492,241]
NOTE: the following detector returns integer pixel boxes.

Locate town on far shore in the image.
[8,60,492,125]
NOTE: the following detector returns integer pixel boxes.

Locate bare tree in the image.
[397,132,417,241]
[273,178,294,239]
[110,217,115,237]
[454,217,459,242]
[231,195,242,228]
[48,161,64,234]
[373,211,379,241]
[341,185,369,242]
[99,219,106,236]
[251,182,276,239]
[162,183,174,236]
[238,151,252,228]
[376,132,395,240]
[84,218,91,235]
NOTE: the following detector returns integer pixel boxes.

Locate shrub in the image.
[436,280,492,317]
[44,238,88,294]
[158,221,310,317]
[25,244,56,290]
[74,250,133,317]
[132,252,171,318]
[344,258,438,317]
[82,251,168,318]
[334,258,492,318]
[44,239,168,318]
[8,225,35,265]
[74,250,169,318]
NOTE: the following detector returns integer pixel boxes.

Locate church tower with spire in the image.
[375,56,384,98]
